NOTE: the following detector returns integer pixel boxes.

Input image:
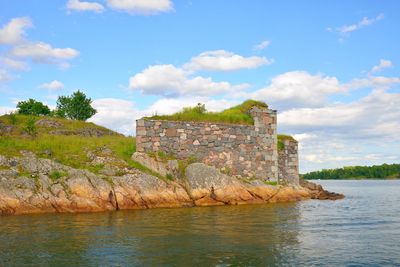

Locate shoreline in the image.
[0,154,344,216]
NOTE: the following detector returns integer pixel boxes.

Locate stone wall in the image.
[136,107,279,181]
[278,139,299,185]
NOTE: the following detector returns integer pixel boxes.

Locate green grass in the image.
[0,114,136,171]
[0,135,136,169]
[0,114,116,136]
[49,170,67,181]
[146,99,268,125]
[264,181,278,186]
[88,164,105,174]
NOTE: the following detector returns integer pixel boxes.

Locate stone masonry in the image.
[278,139,299,185]
[136,106,298,184]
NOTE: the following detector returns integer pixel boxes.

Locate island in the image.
[0,100,343,216]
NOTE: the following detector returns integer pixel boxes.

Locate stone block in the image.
[165,128,177,137]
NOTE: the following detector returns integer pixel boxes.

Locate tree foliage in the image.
[16,99,50,116]
[55,90,97,121]
[303,163,400,180]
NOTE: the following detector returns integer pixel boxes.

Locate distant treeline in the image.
[302,163,400,180]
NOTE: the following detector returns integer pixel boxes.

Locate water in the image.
[1,180,399,266]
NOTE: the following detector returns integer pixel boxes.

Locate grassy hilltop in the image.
[0,114,139,174]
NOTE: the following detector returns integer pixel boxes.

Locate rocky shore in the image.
[0,152,343,216]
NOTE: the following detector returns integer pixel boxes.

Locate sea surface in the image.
[1,180,399,266]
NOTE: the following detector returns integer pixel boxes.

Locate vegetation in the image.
[22,117,37,137]
[0,114,134,169]
[147,100,268,125]
[8,112,17,125]
[277,134,296,151]
[264,181,278,186]
[302,163,400,180]
[55,90,97,121]
[49,171,67,181]
[17,99,50,116]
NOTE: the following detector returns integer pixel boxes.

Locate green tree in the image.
[16,99,51,116]
[303,163,400,180]
[55,90,97,121]
[193,103,206,114]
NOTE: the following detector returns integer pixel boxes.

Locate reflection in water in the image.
[0,203,301,266]
[1,180,400,266]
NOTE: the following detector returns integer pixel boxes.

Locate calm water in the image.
[1,180,399,266]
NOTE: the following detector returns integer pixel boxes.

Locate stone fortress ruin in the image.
[136,105,299,185]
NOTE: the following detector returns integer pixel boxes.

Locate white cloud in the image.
[0,106,15,115]
[254,40,270,51]
[0,17,79,75]
[39,80,64,90]
[0,17,32,45]
[250,71,344,109]
[346,75,400,90]
[89,98,144,135]
[107,0,173,15]
[337,13,384,34]
[0,57,29,71]
[88,97,239,135]
[11,42,79,66]
[183,50,272,72]
[371,59,393,73]
[67,0,105,13]
[129,64,249,97]
[279,88,400,141]
[0,69,11,83]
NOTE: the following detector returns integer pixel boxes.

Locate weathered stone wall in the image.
[278,139,299,185]
[136,107,278,181]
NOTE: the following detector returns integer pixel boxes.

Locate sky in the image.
[0,0,399,173]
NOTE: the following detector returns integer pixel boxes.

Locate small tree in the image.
[55,90,97,121]
[23,117,37,137]
[16,99,51,116]
[193,103,206,114]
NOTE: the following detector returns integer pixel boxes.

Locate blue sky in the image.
[1,0,399,172]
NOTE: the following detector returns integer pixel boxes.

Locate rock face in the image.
[131,152,179,177]
[35,118,63,128]
[49,127,119,137]
[0,153,343,216]
[300,179,345,200]
[0,122,14,136]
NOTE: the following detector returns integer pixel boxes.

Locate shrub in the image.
[8,112,17,125]
[23,117,37,137]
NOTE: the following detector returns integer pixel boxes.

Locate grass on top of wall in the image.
[277,134,296,151]
[146,100,269,125]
